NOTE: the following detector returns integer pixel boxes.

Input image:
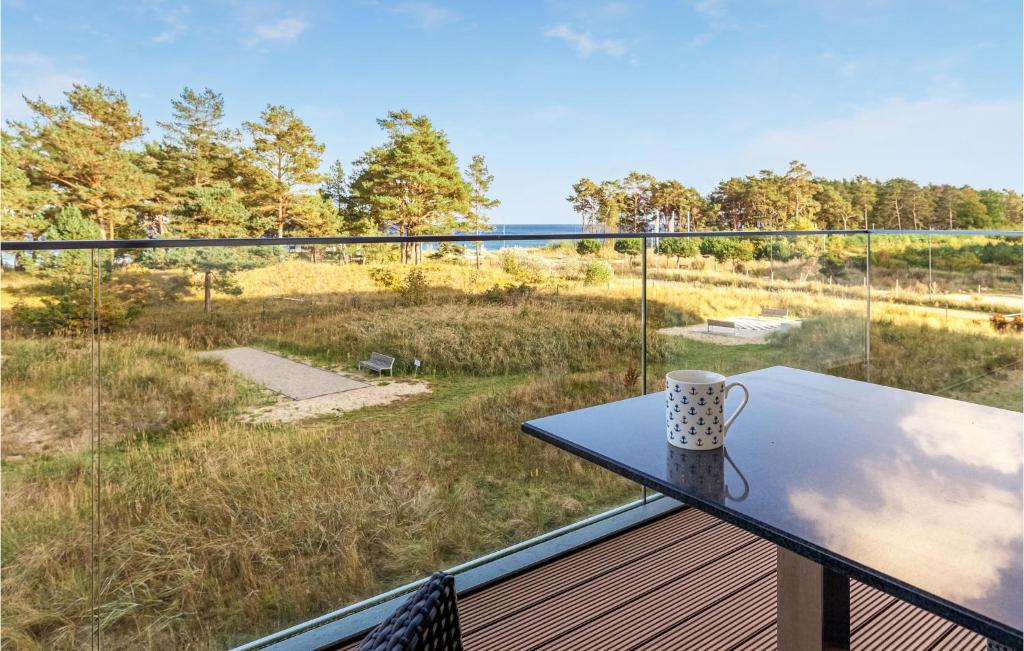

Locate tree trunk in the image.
[475,242,481,270]
[894,197,902,230]
[204,270,213,314]
[277,195,285,238]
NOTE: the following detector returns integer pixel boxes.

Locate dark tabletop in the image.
[522,366,1023,646]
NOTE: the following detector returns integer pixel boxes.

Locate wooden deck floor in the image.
[342,507,987,650]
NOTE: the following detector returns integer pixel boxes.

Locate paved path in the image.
[200,347,369,400]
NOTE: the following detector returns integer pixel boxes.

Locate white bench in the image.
[359,352,395,376]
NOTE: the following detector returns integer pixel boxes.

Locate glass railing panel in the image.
[1,245,98,649]
[867,233,1023,410]
[95,236,644,647]
[646,232,869,390]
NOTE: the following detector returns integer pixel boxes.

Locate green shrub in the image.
[657,237,699,262]
[613,238,642,256]
[369,266,401,289]
[13,287,142,335]
[753,239,793,261]
[581,261,613,285]
[699,238,754,262]
[817,252,847,278]
[428,242,466,260]
[979,241,1023,266]
[576,239,601,255]
[400,268,428,305]
[482,282,536,305]
[499,250,545,284]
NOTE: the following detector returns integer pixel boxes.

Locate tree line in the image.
[1,84,499,260]
[568,161,1022,234]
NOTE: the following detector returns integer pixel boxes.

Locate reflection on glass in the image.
[646,233,869,388]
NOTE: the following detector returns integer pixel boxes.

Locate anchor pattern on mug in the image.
[666,371,748,451]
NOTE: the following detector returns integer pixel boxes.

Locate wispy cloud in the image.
[819,51,861,78]
[392,2,457,31]
[596,2,633,17]
[149,2,190,44]
[688,0,728,48]
[246,16,309,45]
[694,0,725,19]
[1,52,84,122]
[544,24,625,57]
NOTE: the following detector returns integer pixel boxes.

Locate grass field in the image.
[2,238,1021,649]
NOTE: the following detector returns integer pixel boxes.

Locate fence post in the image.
[865,232,872,383]
[641,234,648,505]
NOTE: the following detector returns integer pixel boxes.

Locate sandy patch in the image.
[656,317,801,346]
[243,380,431,424]
[656,326,773,346]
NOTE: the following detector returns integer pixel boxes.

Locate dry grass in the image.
[3,374,636,649]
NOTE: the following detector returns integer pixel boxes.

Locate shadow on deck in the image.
[339,507,985,650]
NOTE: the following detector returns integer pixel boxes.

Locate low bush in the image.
[499,250,546,284]
[699,238,755,262]
[753,239,794,261]
[613,238,642,256]
[657,237,699,265]
[576,239,601,255]
[581,261,613,286]
[481,282,536,305]
[400,268,429,305]
[369,266,401,289]
[428,242,466,260]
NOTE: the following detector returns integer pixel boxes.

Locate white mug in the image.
[666,370,749,450]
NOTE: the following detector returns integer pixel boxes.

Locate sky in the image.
[2,0,1021,224]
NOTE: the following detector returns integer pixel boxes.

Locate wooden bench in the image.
[760,307,789,318]
[359,352,395,376]
[706,319,737,333]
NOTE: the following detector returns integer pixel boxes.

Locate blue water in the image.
[455,223,584,250]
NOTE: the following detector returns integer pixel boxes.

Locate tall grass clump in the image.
[1,336,263,457]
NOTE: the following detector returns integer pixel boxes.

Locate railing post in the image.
[641,234,648,396]
[641,234,648,505]
[865,232,872,383]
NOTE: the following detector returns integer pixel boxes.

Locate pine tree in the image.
[243,105,325,237]
[10,84,155,239]
[157,88,238,188]
[348,110,470,263]
[1,132,53,239]
[464,154,499,269]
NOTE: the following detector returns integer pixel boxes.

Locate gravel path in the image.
[200,347,369,399]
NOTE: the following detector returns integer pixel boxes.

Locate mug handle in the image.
[722,382,749,437]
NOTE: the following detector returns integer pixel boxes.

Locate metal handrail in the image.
[1,228,866,251]
[2,228,1019,252]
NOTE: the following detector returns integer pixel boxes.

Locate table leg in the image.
[777,546,851,650]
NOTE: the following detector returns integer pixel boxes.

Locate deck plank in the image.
[334,508,989,651]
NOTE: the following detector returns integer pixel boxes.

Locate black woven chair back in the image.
[357,572,463,651]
